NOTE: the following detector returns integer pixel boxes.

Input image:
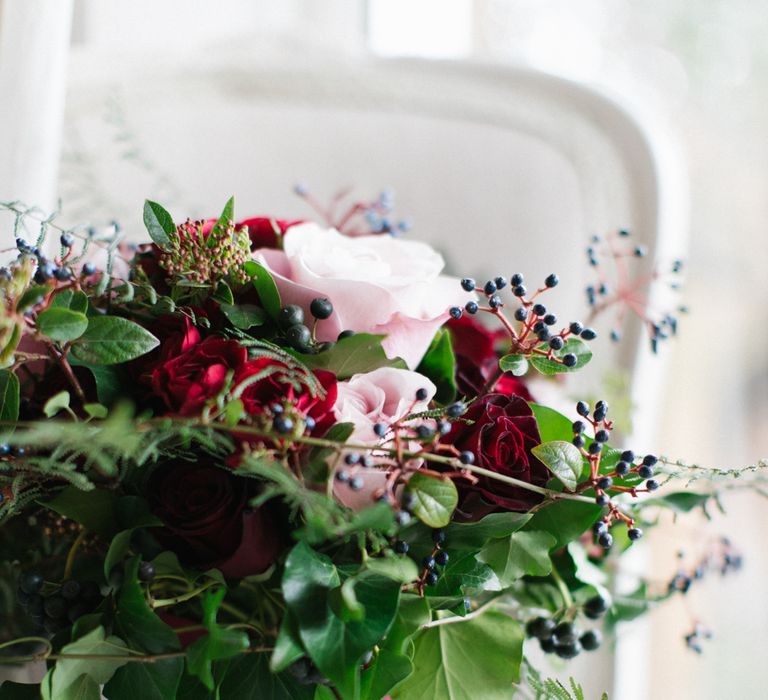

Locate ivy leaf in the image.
[390,611,524,699]
[47,626,129,699]
[0,370,20,424]
[524,499,602,550]
[498,354,528,376]
[143,200,175,249]
[294,334,407,379]
[103,661,183,700]
[244,261,282,319]
[404,472,459,528]
[71,316,159,365]
[477,531,556,586]
[445,512,531,550]
[427,551,501,598]
[361,649,413,700]
[219,303,266,330]
[416,328,457,404]
[529,338,592,376]
[218,653,314,700]
[36,307,89,342]
[364,555,420,584]
[186,588,250,690]
[270,611,305,673]
[532,441,584,491]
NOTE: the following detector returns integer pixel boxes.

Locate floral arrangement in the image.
[0,191,755,700]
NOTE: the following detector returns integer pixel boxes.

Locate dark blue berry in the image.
[549,336,564,350]
[423,556,436,570]
[634,245,647,257]
[580,328,597,340]
[0,444,10,457]
[19,572,44,595]
[273,416,294,433]
[60,232,74,248]
[592,521,608,535]
[483,280,497,295]
[514,307,528,321]
[588,441,602,455]
[416,424,435,439]
[510,273,524,286]
[533,320,546,333]
[580,630,601,651]
[621,450,635,463]
[373,423,387,437]
[628,527,643,541]
[432,529,446,545]
[425,571,439,586]
[286,324,312,352]
[513,285,526,297]
[310,297,333,320]
[595,429,609,443]
[349,476,364,491]
[437,421,451,435]
[488,294,502,310]
[460,278,476,292]
[584,595,608,618]
[537,328,550,342]
[543,313,557,326]
[593,406,607,422]
[569,321,584,335]
[279,304,304,327]
[416,388,429,401]
[394,540,409,554]
[435,551,449,566]
[338,330,355,340]
[11,446,25,457]
[598,532,613,549]
[532,303,547,316]
[573,435,586,448]
[615,461,630,476]
[304,416,316,432]
[446,402,465,418]
[494,276,507,289]
[553,622,578,644]
[545,273,559,288]
[459,451,474,465]
[643,454,658,466]
[576,401,589,417]
[449,306,463,319]
[361,455,374,468]
[597,476,613,490]
[572,420,585,434]
[345,452,361,465]
[54,267,72,281]
[645,479,659,491]
[465,301,479,314]
[610,329,621,342]
[138,562,156,582]
[44,595,66,619]
[595,493,609,507]
[619,228,630,237]
[638,465,654,479]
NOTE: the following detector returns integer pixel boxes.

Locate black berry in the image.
[580,630,601,651]
[545,273,559,288]
[435,551,449,566]
[580,328,597,340]
[461,278,476,292]
[338,330,355,340]
[279,304,305,328]
[310,298,333,320]
[576,401,589,417]
[138,562,156,582]
[415,388,429,401]
[449,306,463,319]
[394,540,409,554]
[628,527,644,541]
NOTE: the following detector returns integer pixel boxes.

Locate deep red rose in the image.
[446,316,533,401]
[151,337,247,415]
[149,460,280,578]
[445,394,549,513]
[233,359,338,435]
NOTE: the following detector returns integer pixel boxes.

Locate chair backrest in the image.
[60,41,688,445]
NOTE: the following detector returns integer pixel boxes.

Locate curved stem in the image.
[63,528,88,580]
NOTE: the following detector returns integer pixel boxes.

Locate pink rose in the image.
[332,368,436,509]
[255,224,471,368]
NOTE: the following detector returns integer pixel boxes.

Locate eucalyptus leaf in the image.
[532,440,584,491]
[71,316,159,365]
[404,472,459,528]
[498,354,529,376]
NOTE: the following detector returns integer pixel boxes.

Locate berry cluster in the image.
[583,228,685,353]
[684,624,713,654]
[667,538,743,597]
[569,400,658,549]
[394,528,449,594]
[450,272,596,369]
[293,184,411,237]
[275,298,338,354]
[526,594,607,659]
[15,570,103,635]
[10,234,94,285]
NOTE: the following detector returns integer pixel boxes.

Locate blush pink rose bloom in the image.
[332,367,436,509]
[254,223,471,368]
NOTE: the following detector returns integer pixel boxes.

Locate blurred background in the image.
[1,1,766,698]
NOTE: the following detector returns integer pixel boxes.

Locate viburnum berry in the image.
[425,571,439,586]
[488,294,502,309]
[572,420,586,434]
[310,297,333,320]
[588,441,602,455]
[432,529,446,545]
[643,454,658,467]
[597,476,613,490]
[415,388,429,401]
[461,277,476,292]
[615,461,630,476]
[510,273,524,287]
[569,321,584,334]
[459,450,475,465]
[449,306,463,319]
[446,402,465,418]
[549,336,564,350]
[645,479,660,491]
[394,540,409,554]
[573,435,586,448]
[527,617,556,640]
[595,493,609,507]
[349,476,364,491]
[494,276,508,289]
[580,328,598,340]
[138,561,156,582]
[628,527,644,541]
[580,630,601,651]
[584,595,608,619]
[465,301,479,314]
[543,313,557,326]
[576,401,589,417]
[638,465,654,479]
[483,280,497,295]
[514,307,528,321]
[373,423,387,437]
[532,303,547,316]
[513,284,527,297]
[598,532,613,549]
[621,450,635,463]
[435,550,449,566]
[545,273,559,288]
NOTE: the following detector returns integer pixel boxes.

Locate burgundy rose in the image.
[151,337,247,416]
[445,394,549,513]
[446,316,533,401]
[149,460,280,578]
[233,358,338,435]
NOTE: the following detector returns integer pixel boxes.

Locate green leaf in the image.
[530,403,577,442]
[71,316,160,365]
[416,328,457,404]
[37,307,89,342]
[0,323,21,365]
[0,369,20,424]
[208,197,235,245]
[219,303,267,330]
[212,281,235,305]
[532,440,584,491]
[143,200,175,249]
[498,354,528,376]
[304,422,355,484]
[84,403,108,419]
[43,390,71,417]
[294,333,407,379]
[0,681,43,700]
[49,626,129,699]
[103,660,182,700]
[365,555,420,584]
[186,588,250,690]
[404,472,459,528]
[282,543,401,700]
[644,492,711,513]
[361,649,413,700]
[390,611,524,699]
[73,363,124,406]
[218,653,314,700]
[427,550,501,598]
[445,512,531,550]
[529,338,592,375]
[16,284,51,312]
[43,487,118,538]
[477,531,556,586]
[524,499,602,550]
[244,261,282,319]
[50,289,89,314]
[270,612,305,673]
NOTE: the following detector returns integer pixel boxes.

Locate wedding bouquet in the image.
[0,192,745,700]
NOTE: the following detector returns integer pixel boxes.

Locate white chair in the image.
[54,38,687,700]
